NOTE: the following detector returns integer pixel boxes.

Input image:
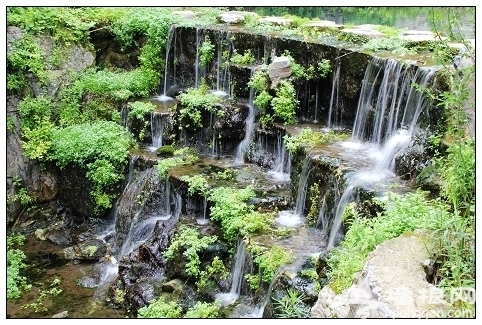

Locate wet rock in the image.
[35,228,48,241]
[219,11,257,24]
[268,56,292,85]
[62,238,107,261]
[161,279,184,293]
[47,233,72,246]
[51,311,68,318]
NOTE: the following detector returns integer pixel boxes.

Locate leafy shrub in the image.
[164,226,218,277]
[22,278,62,313]
[137,296,182,318]
[156,147,199,179]
[50,121,132,212]
[181,175,210,196]
[271,80,299,125]
[196,257,229,292]
[184,301,221,318]
[7,233,31,299]
[199,36,215,68]
[248,243,293,284]
[230,49,255,65]
[283,127,348,153]
[362,37,414,55]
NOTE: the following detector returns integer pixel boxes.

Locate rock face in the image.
[268,56,292,87]
[311,232,448,318]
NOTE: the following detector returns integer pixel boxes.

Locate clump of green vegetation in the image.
[7,233,31,300]
[307,183,321,226]
[164,226,218,278]
[284,128,348,153]
[272,288,310,318]
[137,296,183,318]
[245,243,293,290]
[181,174,210,196]
[127,101,156,141]
[271,80,299,125]
[50,121,132,213]
[156,147,199,179]
[157,144,175,157]
[196,257,230,293]
[363,37,415,55]
[199,36,215,68]
[184,301,221,318]
[230,49,255,65]
[177,80,224,130]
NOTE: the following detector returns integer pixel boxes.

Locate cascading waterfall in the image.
[121,105,130,131]
[327,60,342,128]
[265,130,291,182]
[194,28,200,88]
[326,58,438,251]
[160,25,175,100]
[150,111,164,149]
[124,154,138,190]
[213,31,232,96]
[215,238,248,306]
[275,155,311,227]
[235,69,256,164]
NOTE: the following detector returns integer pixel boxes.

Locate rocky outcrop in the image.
[311,232,448,318]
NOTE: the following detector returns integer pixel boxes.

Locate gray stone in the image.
[268,56,292,83]
[219,11,257,24]
[161,278,184,293]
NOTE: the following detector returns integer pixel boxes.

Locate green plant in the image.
[156,147,199,179]
[362,37,415,55]
[22,278,62,313]
[317,59,332,78]
[248,243,293,284]
[306,183,320,226]
[196,257,230,292]
[184,301,221,318]
[50,121,132,213]
[199,36,215,68]
[7,233,31,300]
[181,174,210,196]
[301,268,319,281]
[137,296,182,318]
[164,226,218,278]
[272,288,310,318]
[284,128,348,153]
[271,80,298,125]
[157,145,175,157]
[230,49,255,65]
[177,81,223,130]
[7,116,15,132]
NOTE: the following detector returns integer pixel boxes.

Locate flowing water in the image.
[235,69,256,164]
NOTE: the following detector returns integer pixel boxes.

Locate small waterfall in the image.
[275,155,311,228]
[235,69,256,164]
[213,31,232,96]
[196,195,209,225]
[315,194,329,233]
[124,154,138,190]
[249,268,283,318]
[120,105,130,131]
[215,239,248,306]
[161,25,175,99]
[313,84,319,123]
[295,155,312,216]
[326,184,354,251]
[266,130,291,182]
[327,60,341,128]
[150,112,164,149]
[194,28,200,88]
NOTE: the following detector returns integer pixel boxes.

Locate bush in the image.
[137,296,182,318]
[271,80,298,125]
[7,233,31,300]
[184,301,221,318]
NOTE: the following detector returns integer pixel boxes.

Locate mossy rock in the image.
[157,145,175,157]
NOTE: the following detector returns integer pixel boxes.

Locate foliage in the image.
[163,226,218,278]
[362,37,415,55]
[7,34,47,92]
[7,233,31,300]
[22,278,62,313]
[21,119,55,161]
[7,116,15,133]
[127,101,156,120]
[306,183,320,226]
[196,257,230,292]
[184,301,221,318]
[248,70,270,93]
[199,36,215,68]
[317,59,332,78]
[253,90,273,114]
[230,49,255,65]
[137,296,182,318]
[177,81,223,130]
[156,147,199,179]
[301,268,319,281]
[50,121,132,212]
[272,288,310,318]
[327,191,450,293]
[181,175,210,196]
[157,145,175,157]
[248,243,293,285]
[271,80,298,125]
[284,128,348,153]
[207,186,257,243]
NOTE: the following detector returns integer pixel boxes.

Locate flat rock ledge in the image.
[311,232,449,318]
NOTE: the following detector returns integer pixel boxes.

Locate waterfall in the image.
[150,111,164,149]
[295,155,312,216]
[235,69,256,164]
[249,268,283,318]
[313,84,319,123]
[161,25,175,98]
[120,105,130,131]
[266,130,291,182]
[124,154,138,191]
[213,31,232,96]
[194,28,200,88]
[215,239,248,306]
[326,184,354,251]
[315,194,328,233]
[327,60,341,128]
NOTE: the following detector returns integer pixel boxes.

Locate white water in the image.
[326,184,354,251]
[235,70,256,164]
[266,131,291,182]
[215,239,248,306]
[150,111,164,149]
[161,25,175,99]
[194,28,200,88]
[328,61,341,128]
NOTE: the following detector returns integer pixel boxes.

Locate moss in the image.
[157,145,175,157]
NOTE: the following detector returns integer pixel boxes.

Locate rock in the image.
[340,27,384,40]
[268,56,292,86]
[35,228,48,241]
[219,11,257,24]
[260,16,293,27]
[51,311,68,318]
[62,238,107,261]
[161,279,184,293]
[172,10,197,19]
[311,233,449,318]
